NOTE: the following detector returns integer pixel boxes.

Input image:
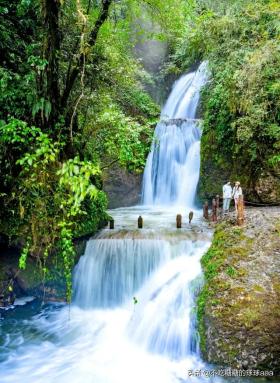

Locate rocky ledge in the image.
[198,207,280,373]
[0,237,88,307]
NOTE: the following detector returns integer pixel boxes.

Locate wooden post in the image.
[237,195,245,226]
[189,211,193,224]
[211,198,217,222]
[216,195,220,213]
[109,219,114,229]
[203,201,209,220]
[138,216,143,229]
[176,214,182,229]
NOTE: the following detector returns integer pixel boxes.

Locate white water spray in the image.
[142,62,208,207]
[0,63,228,383]
[73,239,171,308]
[0,233,213,383]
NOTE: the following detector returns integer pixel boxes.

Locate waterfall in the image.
[0,63,219,383]
[142,62,208,207]
[73,239,171,308]
[127,241,208,360]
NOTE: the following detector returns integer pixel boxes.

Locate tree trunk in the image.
[42,0,61,128]
[61,0,113,110]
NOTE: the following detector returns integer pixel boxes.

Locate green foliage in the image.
[58,157,100,217]
[58,223,76,302]
[0,1,40,120]
[17,132,60,169]
[73,192,108,238]
[0,119,42,147]
[0,0,183,299]
[81,96,155,171]
[196,284,210,354]
[171,0,280,199]
[19,241,30,270]
[0,119,108,301]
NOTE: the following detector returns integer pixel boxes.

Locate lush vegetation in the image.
[0,0,193,299]
[1,0,279,299]
[169,0,280,202]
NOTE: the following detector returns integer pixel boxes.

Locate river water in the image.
[0,207,214,383]
[0,64,272,382]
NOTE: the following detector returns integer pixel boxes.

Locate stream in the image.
[0,207,211,383]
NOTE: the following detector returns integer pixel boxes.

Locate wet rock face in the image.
[255,171,280,203]
[198,141,280,204]
[103,163,142,208]
[199,167,280,204]
[0,267,28,307]
[200,207,280,373]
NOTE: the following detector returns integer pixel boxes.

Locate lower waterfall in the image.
[0,210,214,383]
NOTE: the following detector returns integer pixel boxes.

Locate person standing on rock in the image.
[222,181,232,214]
[232,181,243,211]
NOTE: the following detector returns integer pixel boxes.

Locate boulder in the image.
[103,163,142,208]
[198,207,280,373]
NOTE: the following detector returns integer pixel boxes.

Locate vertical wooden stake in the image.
[189,211,194,224]
[212,198,217,222]
[237,195,245,226]
[176,214,182,229]
[138,216,143,229]
[216,194,220,214]
[109,219,114,229]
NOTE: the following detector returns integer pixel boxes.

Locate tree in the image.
[0,0,192,298]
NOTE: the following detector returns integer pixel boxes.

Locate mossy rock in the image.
[198,209,280,373]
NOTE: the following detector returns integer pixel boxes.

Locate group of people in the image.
[222,181,243,214]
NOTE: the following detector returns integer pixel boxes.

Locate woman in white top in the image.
[232,181,243,211]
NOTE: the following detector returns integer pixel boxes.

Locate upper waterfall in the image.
[142,62,208,207]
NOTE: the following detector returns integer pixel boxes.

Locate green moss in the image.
[197,285,210,354]
[275,220,280,235]
[215,339,240,364]
[253,284,265,293]
[226,266,237,277]
[237,267,248,277]
[197,222,253,356]
[241,307,261,328]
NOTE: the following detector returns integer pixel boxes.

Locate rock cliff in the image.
[198,143,280,205]
[103,163,142,208]
[198,207,280,373]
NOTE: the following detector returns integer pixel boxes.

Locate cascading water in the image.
[142,62,208,207]
[0,62,237,383]
[73,239,171,308]
[0,229,213,383]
